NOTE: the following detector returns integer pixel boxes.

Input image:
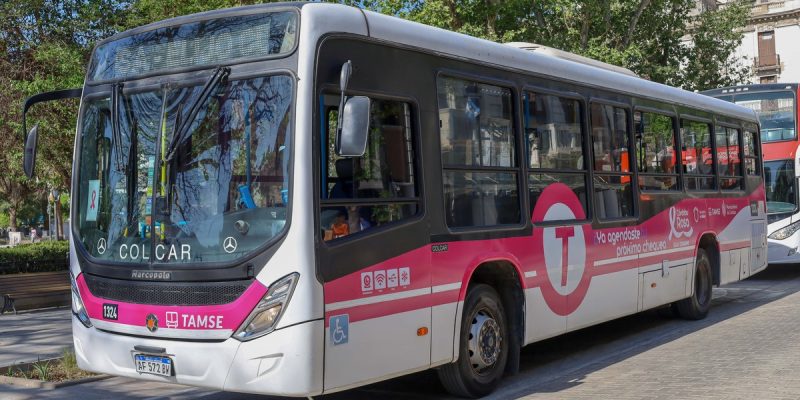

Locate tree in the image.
[0,0,751,230]
[682,0,751,91]
[0,0,125,229]
[348,0,751,91]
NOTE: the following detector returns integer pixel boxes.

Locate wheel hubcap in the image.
[468,309,502,373]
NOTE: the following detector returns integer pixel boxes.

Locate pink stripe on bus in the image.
[77,274,266,331]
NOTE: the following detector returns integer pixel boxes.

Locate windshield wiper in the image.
[111,82,124,171]
[164,66,230,161]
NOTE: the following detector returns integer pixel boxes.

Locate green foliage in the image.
[350,0,751,91]
[683,0,751,91]
[0,241,69,274]
[61,348,80,380]
[31,361,52,382]
[0,0,751,227]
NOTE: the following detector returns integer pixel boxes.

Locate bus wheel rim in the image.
[468,308,502,373]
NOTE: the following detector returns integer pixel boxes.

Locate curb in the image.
[0,373,111,389]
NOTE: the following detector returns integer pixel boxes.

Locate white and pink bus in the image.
[22,3,767,397]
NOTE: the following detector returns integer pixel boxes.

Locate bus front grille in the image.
[83,274,252,306]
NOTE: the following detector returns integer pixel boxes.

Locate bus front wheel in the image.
[676,248,713,320]
[438,283,508,398]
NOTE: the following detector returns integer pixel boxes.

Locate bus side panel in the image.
[321,248,432,392]
[524,288,567,344]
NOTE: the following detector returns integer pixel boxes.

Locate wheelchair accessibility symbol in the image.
[330,314,349,346]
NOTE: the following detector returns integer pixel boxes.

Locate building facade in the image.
[735,0,800,84]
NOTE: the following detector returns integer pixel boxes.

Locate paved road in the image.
[3,264,800,399]
[0,307,72,367]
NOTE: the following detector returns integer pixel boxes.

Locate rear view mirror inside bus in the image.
[336,96,371,157]
[23,124,39,179]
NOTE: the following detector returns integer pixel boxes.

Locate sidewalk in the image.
[0,308,72,367]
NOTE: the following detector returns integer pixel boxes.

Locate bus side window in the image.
[716,126,743,190]
[743,129,760,176]
[590,103,634,219]
[681,120,715,191]
[320,98,419,241]
[635,111,679,191]
[438,76,521,228]
[525,91,588,220]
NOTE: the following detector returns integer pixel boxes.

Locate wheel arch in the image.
[460,258,525,376]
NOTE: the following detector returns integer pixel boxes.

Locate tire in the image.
[676,248,713,320]
[438,284,508,398]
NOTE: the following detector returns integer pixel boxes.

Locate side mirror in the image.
[23,124,39,178]
[337,96,371,157]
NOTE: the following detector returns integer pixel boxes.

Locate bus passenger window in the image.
[437,76,521,228]
[716,126,743,190]
[743,129,760,176]
[591,103,633,219]
[681,120,715,190]
[635,111,679,191]
[525,92,588,220]
[320,99,419,241]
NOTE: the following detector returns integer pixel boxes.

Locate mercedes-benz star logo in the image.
[97,238,107,255]
[223,236,238,254]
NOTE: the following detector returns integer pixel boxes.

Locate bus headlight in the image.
[769,220,800,241]
[70,273,92,328]
[234,273,299,341]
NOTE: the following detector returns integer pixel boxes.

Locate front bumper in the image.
[72,316,323,396]
[767,236,800,264]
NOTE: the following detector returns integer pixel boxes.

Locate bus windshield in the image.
[764,159,797,215]
[735,91,796,143]
[76,74,293,264]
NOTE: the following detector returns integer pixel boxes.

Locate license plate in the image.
[134,354,172,377]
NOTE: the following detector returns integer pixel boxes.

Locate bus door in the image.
[744,128,768,274]
[315,43,431,390]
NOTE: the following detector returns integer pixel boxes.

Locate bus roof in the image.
[350,5,757,123]
[701,83,799,96]
[94,2,758,124]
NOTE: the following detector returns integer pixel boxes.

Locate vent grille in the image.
[84,274,252,306]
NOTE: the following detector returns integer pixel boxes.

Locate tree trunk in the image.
[534,4,547,31]
[580,11,591,50]
[55,198,63,240]
[446,0,462,30]
[486,0,500,40]
[621,0,652,49]
[9,207,17,231]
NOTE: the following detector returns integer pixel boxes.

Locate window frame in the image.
[679,116,717,192]
[589,99,638,222]
[523,84,592,224]
[633,106,682,193]
[741,120,763,178]
[436,71,525,232]
[714,122,745,191]
[317,88,425,245]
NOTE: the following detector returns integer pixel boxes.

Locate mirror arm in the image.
[21,88,83,141]
[335,60,352,154]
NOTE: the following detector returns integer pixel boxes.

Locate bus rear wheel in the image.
[438,284,508,398]
[676,248,713,320]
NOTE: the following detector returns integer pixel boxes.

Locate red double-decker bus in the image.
[703,84,799,264]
